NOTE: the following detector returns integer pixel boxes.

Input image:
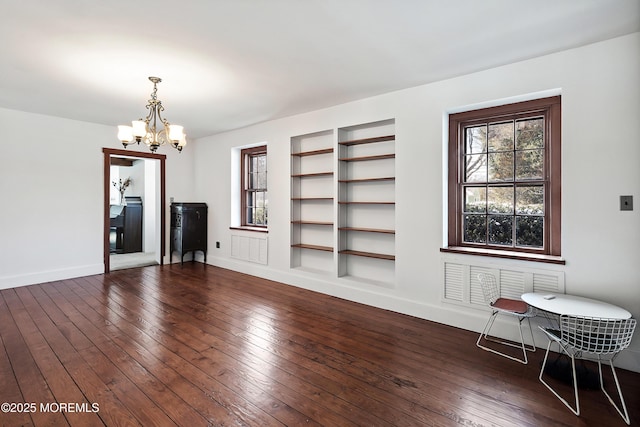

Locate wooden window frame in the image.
[241,145,268,228]
[444,96,562,263]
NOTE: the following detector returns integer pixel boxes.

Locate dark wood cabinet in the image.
[109,196,143,254]
[123,196,143,253]
[170,203,208,264]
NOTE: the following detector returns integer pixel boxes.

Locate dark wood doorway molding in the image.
[103,148,166,273]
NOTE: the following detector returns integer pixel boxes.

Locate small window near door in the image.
[241,145,268,227]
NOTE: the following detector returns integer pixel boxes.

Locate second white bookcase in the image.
[337,119,395,285]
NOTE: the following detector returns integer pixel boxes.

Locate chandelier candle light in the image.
[117,76,187,152]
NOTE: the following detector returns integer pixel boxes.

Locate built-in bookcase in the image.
[337,119,395,285]
[290,130,335,274]
[290,119,396,286]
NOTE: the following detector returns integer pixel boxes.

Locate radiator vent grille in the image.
[444,263,464,302]
[443,259,564,307]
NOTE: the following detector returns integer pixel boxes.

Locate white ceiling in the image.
[1,0,638,139]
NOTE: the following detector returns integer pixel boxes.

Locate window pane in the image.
[488,152,513,181]
[488,215,513,245]
[515,149,543,180]
[516,216,543,247]
[257,171,267,189]
[488,186,513,213]
[516,118,544,149]
[257,155,266,173]
[466,125,486,154]
[488,121,513,152]
[465,154,486,182]
[516,185,544,215]
[464,187,486,213]
[464,214,486,243]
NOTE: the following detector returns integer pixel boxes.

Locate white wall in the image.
[0,33,637,372]
[0,108,195,287]
[193,33,640,371]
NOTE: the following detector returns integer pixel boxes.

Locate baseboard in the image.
[0,264,104,290]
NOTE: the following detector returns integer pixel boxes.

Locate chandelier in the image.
[117,76,187,152]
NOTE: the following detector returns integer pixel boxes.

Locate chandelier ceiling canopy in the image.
[117,76,186,153]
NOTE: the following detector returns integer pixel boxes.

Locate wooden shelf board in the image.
[338,177,395,183]
[292,197,334,201]
[291,148,334,157]
[339,250,395,261]
[339,135,395,146]
[292,221,333,226]
[292,244,334,252]
[339,154,395,162]
[338,201,395,205]
[291,172,333,178]
[338,227,395,234]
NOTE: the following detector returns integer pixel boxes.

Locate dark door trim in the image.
[103,148,166,273]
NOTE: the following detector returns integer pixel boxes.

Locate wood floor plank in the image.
[0,293,35,427]
[62,275,288,427]
[82,272,328,427]
[1,264,638,427]
[145,267,534,425]
[51,278,215,427]
[28,284,146,427]
[109,271,412,426]
[1,289,72,427]
[135,269,473,426]
[11,286,105,427]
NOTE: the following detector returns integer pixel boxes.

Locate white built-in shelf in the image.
[291,130,335,269]
[338,123,396,280]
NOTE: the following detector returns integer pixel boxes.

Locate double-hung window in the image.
[446,96,561,260]
[241,145,268,227]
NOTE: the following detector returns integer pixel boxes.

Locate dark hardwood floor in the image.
[1,263,638,426]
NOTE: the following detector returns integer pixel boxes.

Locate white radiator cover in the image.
[442,259,565,307]
[231,234,268,265]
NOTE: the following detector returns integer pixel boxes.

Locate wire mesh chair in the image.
[475,272,536,364]
[539,315,637,425]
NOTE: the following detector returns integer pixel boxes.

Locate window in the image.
[241,145,268,227]
[446,96,561,260]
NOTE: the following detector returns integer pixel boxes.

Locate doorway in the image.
[103,148,166,273]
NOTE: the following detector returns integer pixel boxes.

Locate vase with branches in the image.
[113,177,132,205]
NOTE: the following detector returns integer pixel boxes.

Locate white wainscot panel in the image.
[231,234,268,265]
